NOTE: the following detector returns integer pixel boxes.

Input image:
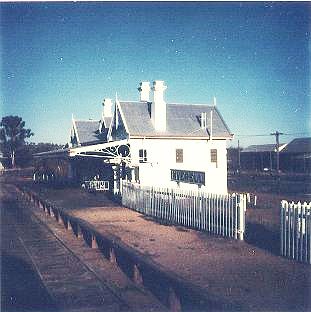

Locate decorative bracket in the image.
[72,142,131,164]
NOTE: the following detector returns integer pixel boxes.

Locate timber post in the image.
[76,224,82,238]
[109,247,117,264]
[67,219,72,231]
[91,235,98,249]
[168,287,181,312]
[133,264,143,285]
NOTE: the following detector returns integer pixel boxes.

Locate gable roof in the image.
[74,120,103,145]
[103,117,112,129]
[281,137,311,154]
[118,101,232,138]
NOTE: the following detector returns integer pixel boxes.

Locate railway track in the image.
[1,184,165,312]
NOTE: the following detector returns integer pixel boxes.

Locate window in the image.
[176,149,183,163]
[211,149,217,166]
[134,167,139,182]
[139,149,147,163]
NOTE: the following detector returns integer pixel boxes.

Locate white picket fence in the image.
[281,200,311,264]
[121,181,246,240]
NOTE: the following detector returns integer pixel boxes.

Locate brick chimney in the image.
[138,81,150,102]
[151,80,167,132]
[102,98,113,117]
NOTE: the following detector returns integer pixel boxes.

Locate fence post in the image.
[280,200,311,264]
[280,200,285,256]
[308,207,311,264]
[168,287,181,312]
[238,195,245,240]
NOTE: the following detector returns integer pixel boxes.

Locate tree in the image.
[16,142,65,168]
[28,142,64,154]
[0,116,33,168]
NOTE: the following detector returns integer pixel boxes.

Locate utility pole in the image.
[237,139,241,172]
[270,131,284,173]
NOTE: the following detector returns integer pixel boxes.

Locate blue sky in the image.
[1,2,310,147]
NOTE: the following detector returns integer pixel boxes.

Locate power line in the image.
[281,132,310,136]
[235,132,309,138]
[235,134,270,137]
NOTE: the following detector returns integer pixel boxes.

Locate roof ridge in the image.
[168,102,214,106]
[247,143,285,147]
[119,101,215,106]
[119,100,145,103]
[290,137,311,141]
[75,119,100,122]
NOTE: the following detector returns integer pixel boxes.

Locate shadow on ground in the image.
[1,253,56,312]
[245,222,280,256]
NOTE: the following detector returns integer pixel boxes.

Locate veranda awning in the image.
[35,139,131,164]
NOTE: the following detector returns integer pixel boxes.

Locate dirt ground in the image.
[10,175,310,312]
[228,173,311,231]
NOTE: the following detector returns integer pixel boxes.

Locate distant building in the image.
[240,143,286,172]
[34,80,233,194]
[281,138,311,173]
[236,138,311,173]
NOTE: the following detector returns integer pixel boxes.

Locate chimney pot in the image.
[102,98,113,118]
[151,80,167,132]
[138,81,150,102]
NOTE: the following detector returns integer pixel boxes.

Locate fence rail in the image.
[281,200,311,264]
[121,181,246,240]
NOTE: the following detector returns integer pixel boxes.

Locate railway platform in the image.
[18,181,311,311]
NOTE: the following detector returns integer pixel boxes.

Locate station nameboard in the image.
[171,169,205,185]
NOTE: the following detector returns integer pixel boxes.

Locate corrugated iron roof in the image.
[119,101,232,138]
[282,137,311,153]
[241,144,282,153]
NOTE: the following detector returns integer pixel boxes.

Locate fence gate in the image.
[281,200,311,264]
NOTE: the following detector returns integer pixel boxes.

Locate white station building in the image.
[35,80,233,194]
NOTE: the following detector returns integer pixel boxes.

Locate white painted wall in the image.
[128,138,228,194]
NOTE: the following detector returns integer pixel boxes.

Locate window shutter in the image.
[176,149,183,163]
[211,149,217,166]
